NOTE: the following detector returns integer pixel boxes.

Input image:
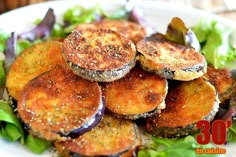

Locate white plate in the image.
[0,0,236,157]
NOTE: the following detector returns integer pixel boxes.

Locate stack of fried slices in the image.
[6,19,235,157]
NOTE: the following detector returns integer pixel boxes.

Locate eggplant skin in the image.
[62,29,137,82]
[146,78,219,138]
[17,66,103,141]
[67,58,136,82]
[54,114,139,157]
[136,36,207,81]
[103,66,167,120]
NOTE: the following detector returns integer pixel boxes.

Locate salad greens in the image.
[192,18,236,69]
[25,134,52,154]
[63,5,98,33]
[0,100,24,143]
[0,30,9,86]
[228,121,236,143]
[165,17,200,51]
[19,8,55,41]
[138,136,222,157]
[63,3,130,33]
[0,2,236,156]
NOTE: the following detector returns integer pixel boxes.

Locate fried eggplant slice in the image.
[203,64,235,105]
[54,114,139,157]
[17,66,104,141]
[220,83,236,107]
[146,78,219,138]
[136,35,207,81]
[63,29,136,82]
[6,41,66,100]
[76,19,146,44]
[103,66,167,120]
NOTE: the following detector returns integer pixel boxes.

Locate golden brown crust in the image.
[146,78,219,137]
[6,41,66,100]
[203,64,235,104]
[54,114,138,157]
[63,29,136,71]
[63,29,136,82]
[103,66,167,119]
[17,66,102,141]
[136,36,207,81]
[76,19,146,44]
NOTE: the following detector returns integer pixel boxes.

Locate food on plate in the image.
[203,64,235,105]
[76,19,146,44]
[54,114,139,157]
[136,34,207,81]
[103,66,167,120]
[6,41,66,100]
[17,66,104,141]
[146,77,219,138]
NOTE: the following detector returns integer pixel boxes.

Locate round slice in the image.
[54,114,139,157]
[76,19,146,44]
[17,66,104,141]
[62,28,136,82]
[136,35,207,81]
[6,40,66,100]
[146,78,219,138]
[203,64,235,105]
[103,66,167,120]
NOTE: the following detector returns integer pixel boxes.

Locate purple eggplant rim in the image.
[57,97,105,139]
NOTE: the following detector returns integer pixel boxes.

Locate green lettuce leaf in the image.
[0,61,5,86]
[0,30,9,86]
[192,19,236,69]
[25,134,52,154]
[228,120,236,143]
[63,5,98,33]
[0,123,22,142]
[138,136,221,157]
[0,101,24,143]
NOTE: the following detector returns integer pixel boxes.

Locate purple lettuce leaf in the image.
[128,7,146,26]
[4,32,17,73]
[18,8,55,41]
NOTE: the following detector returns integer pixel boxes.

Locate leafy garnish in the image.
[226,106,236,143]
[63,2,135,33]
[0,61,5,86]
[25,134,52,154]
[63,6,98,33]
[165,17,200,51]
[97,3,128,20]
[16,39,35,56]
[0,30,10,86]
[51,23,67,38]
[138,136,221,157]
[19,8,55,41]
[4,32,17,73]
[0,101,24,143]
[192,19,236,69]
[228,120,236,143]
[0,30,9,52]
